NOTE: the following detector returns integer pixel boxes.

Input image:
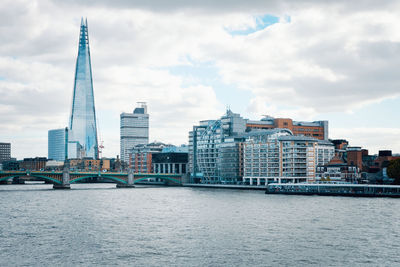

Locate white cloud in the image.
[0,0,399,158]
[208,7,400,113]
[331,128,400,155]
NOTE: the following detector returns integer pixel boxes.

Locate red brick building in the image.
[246,116,328,140]
[128,142,167,173]
[346,147,363,171]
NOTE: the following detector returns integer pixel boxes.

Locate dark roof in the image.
[133,107,145,114]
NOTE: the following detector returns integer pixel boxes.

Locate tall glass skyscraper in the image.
[69,18,98,159]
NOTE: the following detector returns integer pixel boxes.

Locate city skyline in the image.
[1,1,399,159]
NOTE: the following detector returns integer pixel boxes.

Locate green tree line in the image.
[388,158,400,184]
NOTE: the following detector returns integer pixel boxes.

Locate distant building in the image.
[45,160,64,171]
[374,150,400,171]
[161,145,188,153]
[316,155,360,183]
[48,128,85,160]
[83,159,101,171]
[129,142,166,173]
[189,110,332,183]
[243,129,334,185]
[120,102,149,163]
[217,137,245,184]
[331,139,349,159]
[246,116,328,140]
[66,158,111,172]
[48,128,67,161]
[110,156,126,172]
[100,158,111,172]
[1,159,19,171]
[152,151,188,175]
[346,147,363,171]
[0,142,11,163]
[331,139,349,151]
[361,150,376,172]
[189,110,247,183]
[68,140,83,159]
[19,157,47,171]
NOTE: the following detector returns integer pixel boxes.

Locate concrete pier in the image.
[116,168,135,188]
[54,164,71,190]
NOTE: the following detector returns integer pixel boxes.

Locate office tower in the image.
[48,128,67,161]
[120,102,149,163]
[69,18,98,159]
[0,142,11,163]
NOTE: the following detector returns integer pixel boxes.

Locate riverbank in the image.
[266,183,400,198]
[183,183,266,190]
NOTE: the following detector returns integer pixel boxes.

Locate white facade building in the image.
[120,102,149,163]
[243,130,335,185]
[316,142,336,166]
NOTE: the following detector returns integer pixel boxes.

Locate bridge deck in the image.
[0,171,183,185]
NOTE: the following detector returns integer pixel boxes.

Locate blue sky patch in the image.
[227,14,281,36]
[166,60,252,115]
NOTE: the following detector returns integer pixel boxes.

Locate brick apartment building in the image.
[246,116,328,140]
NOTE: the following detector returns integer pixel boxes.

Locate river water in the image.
[1,183,400,266]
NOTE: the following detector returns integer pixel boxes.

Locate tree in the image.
[387,159,400,184]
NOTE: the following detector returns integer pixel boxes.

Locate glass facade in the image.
[217,138,244,184]
[48,128,66,161]
[189,110,247,183]
[69,18,98,159]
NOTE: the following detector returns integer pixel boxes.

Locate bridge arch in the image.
[133,176,181,185]
[70,175,127,184]
[0,174,62,184]
[0,176,16,182]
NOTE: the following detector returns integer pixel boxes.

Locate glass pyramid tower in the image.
[69,18,98,159]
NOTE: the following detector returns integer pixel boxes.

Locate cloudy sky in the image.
[1,0,399,159]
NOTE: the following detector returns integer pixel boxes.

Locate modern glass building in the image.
[189,110,334,184]
[48,128,66,162]
[217,137,245,184]
[188,110,247,183]
[69,18,98,159]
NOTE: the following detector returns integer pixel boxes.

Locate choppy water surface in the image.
[1,183,400,266]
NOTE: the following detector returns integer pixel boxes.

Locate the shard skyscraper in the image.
[69,18,98,159]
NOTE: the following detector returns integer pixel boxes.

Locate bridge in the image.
[0,169,183,189]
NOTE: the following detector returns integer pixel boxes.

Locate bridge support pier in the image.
[53,164,71,189]
[116,168,135,188]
